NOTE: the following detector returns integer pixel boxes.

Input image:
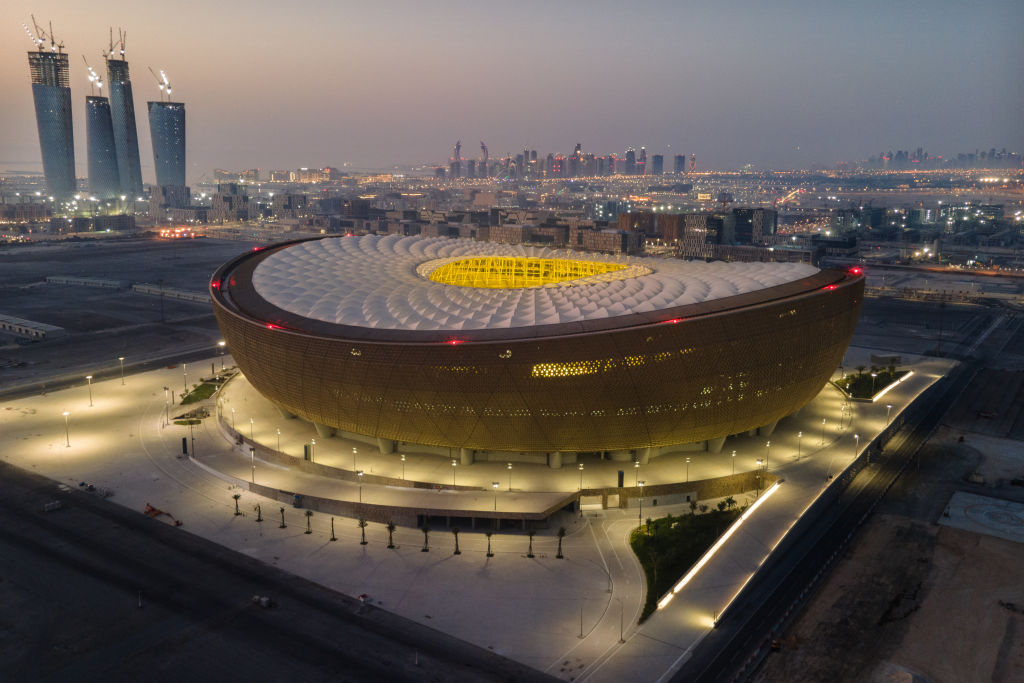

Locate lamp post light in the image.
[63,411,70,447]
[400,453,406,480]
[686,457,691,482]
[854,433,860,457]
[310,438,315,461]
[249,417,254,440]
[886,404,893,425]
[765,440,771,471]
[86,375,93,407]
[492,481,499,510]
[218,340,226,371]
[276,428,281,452]
[507,462,512,490]
[182,363,188,398]
[231,408,236,430]
[634,460,640,486]
[249,447,255,483]
[451,459,457,486]
[578,463,584,491]
[353,447,358,471]
[821,418,827,445]
[163,386,169,425]
[871,372,878,395]
[755,458,764,498]
[731,450,736,475]
[118,356,125,385]
[357,470,364,503]
[797,431,803,461]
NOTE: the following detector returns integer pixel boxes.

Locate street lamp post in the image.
[871,372,878,396]
[182,363,188,398]
[634,460,640,486]
[357,470,364,503]
[797,431,803,461]
[276,428,281,452]
[886,404,893,425]
[163,386,169,425]
[353,447,358,471]
[249,417,254,440]
[400,453,406,480]
[231,408,236,430]
[686,457,691,482]
[854,433,860,458]
[310,438,315,462]
[731,450,736,475]
[821,418,827,445]
[578,463,584,491]
[451,459,457,486]
[755,458,763,498]
[63,411,70,447]
[218,340,226,371]
[118,356,125,385]
[86,375,93,407]
[250,447,255,483]
[507,462,512,490]
[492,481,499,510]
[765,440,771,471]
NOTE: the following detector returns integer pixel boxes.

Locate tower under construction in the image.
[26,19,76,199]
[106,30,144,197]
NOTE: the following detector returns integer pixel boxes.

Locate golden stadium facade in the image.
[210,235,863,457]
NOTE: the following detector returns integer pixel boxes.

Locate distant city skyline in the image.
[2,1,1022,183]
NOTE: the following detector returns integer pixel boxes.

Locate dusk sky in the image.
[2,0,1022,182]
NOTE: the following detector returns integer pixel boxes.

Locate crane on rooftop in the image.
[148,66,172,101]
[83,55,104,95]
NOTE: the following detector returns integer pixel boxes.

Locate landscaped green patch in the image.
[174,419,202,425]
[181,382,218,404]
[630,502,743,622]
[835,366,908,399]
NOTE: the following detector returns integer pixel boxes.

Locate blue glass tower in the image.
[86,96,121,198]
[147,101,186,187]
[28,50,76,199]
[106,58,144,197]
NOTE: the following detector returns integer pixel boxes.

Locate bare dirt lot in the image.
[754,428,1024,683]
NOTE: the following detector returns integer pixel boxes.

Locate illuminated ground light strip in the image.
[872,370,914,402]
[657,481,783,610]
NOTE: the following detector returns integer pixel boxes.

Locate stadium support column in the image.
[377,437,397,454]
[636,447,651,464]
[758,420,778,437]
[459,447,473,466]
[549,451,563,469]
[313,422,336,438]
[707,436,726,453]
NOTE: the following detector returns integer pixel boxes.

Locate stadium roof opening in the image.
[427,256,628,289]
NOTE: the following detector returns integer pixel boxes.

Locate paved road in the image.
[0,460,556,683]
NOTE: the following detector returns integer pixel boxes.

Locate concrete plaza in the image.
[0,346,954,680]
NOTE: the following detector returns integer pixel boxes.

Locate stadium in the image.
[210,235,863,466]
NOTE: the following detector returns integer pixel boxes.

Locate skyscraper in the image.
[86,96,120,197]
[147,101,186,187]
[651,154,664,175]
[107,56,144,197]
[673,154,686,174]
[28,45,76,199]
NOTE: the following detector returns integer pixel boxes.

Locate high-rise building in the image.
[732,208,778,244]
[623,149,636,175]
[86,96,120,198]
[651,154,664,175]
[673,154,686,174]
[106,58,144,197]
[28,48,76,199]
[147,101,186,187]
[637,147,647,175]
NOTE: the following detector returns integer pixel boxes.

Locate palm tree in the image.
[725,496,736,510]
[232,493,241,516]
[304,509,313,534]
[358,517,368,545]
[451,526,461,555]
[386,521,396,549]
[485,531,494,557]
[420,524,430,552]
[855,364,866,376]
[556,527,566,559]
[689,499,698,516]
[527,529,536,558]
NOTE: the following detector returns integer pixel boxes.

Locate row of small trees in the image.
[233,496,568,558]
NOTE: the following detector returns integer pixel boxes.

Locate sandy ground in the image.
[754,427,1024,683]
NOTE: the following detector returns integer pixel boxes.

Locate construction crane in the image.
[23,17,46,50]
[148,66,172,100]
[83,55,104,94]
[107,27,126,60]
